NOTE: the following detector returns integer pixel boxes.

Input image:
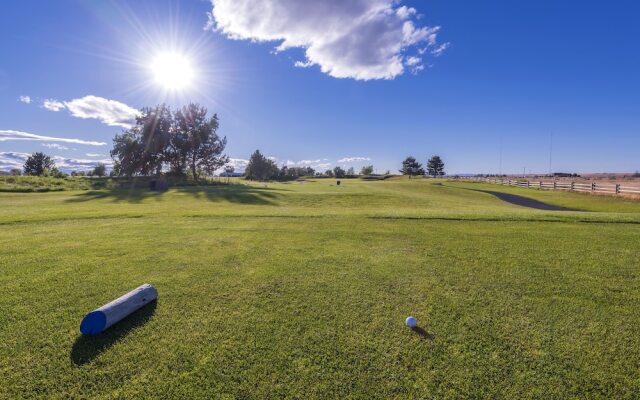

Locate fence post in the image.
[527,181,530,188]
[616,184,621,194]
[539,181,542,189]
[571,182,574,191]
[591,182,596,192]
[553,181,557,190]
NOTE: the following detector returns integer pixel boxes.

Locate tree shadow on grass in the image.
[65,183,285,205]
[411,326,435,340]
[70,301,157,366]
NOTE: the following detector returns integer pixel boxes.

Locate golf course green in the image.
[1,177,639,398]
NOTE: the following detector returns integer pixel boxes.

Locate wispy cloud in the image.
[43,99,65,111]
[85,153,107,157]
[41,95,139,128]
[285,159,331,170]
[0,152,30,170]
[0,152,112,172]
[338,157,371,163]
[42,143,73,150]
[53,156,113,172]
[18,95,31,104]
[0,130,106,146]
[208,0,447,81]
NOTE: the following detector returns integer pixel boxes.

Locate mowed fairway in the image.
[1,178,639,399]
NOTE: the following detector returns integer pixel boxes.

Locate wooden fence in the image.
[464,177,640,196]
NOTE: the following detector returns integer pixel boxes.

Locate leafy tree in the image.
[10,168,21,176]
[245,150,279,181]
[111,105,172,176]
[23,152,55,176]
[223,166,235,176]
[399,156,424,178]
[92,163,107,177]
[333,166,346,178]
[360,165,374,175]
[325,169,334,178]
[171,104,228,182]
[111,103,227,182]
[346,167,355,176]
[427,155,445,177]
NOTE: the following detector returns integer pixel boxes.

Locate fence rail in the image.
[464,177,640,195]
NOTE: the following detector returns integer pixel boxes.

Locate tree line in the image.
[16,152,107,177]
[16,102,445,182]
[243,150,382,181]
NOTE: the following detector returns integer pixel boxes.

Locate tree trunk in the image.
[191,155,198,183]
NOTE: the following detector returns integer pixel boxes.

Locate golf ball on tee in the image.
[405,316,417,328]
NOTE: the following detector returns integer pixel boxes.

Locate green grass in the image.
[1,178,639,398]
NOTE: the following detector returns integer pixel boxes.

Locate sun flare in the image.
[151,52,194,90]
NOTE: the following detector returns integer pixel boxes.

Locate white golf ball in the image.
[405,316,417,328]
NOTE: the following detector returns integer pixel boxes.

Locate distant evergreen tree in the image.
[245,150,279,181]
[92,163,107,177]
[427,155,445,177]
[399,156,424,178]
[360,165,374,175]
[23,152,55,176]
[333,166,346,178]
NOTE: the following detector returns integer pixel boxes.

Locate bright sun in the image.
[151,52,194,90]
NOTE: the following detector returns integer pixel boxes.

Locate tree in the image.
[171,104,228,182]
[245,150,279,181]
[10,168,21,176]
[23,152,55,176]
[347,167,355,176]
[399,156,424,178]
[223,165,235,176]
[92,163,107,177]
[427,155,445,177]
[325,169,334,178]
[111,105,172,177]
[333,166,346,178]
[111,103,227,182]
[360,165,374,175]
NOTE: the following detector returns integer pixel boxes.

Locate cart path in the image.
[440,184,583,211]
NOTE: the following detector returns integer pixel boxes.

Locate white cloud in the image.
[42,143,72,150]
[64,96,139,128]
[0,152,112,172]
[405,56,424,74]
[338,156,371,163]
[43,99,65,111]
[0,152,30,171]
[52,156,113,172]
[86,153,107,157]
[208,0,447,80]
[431,42,450,57]
[19,95,31,104]
[226,158,249,171]
[40,95,139,128]
[0,130,106,146]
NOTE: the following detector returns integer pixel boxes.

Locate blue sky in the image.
[1,0,639,174]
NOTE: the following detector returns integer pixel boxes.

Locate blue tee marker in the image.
[80,284,158,335]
